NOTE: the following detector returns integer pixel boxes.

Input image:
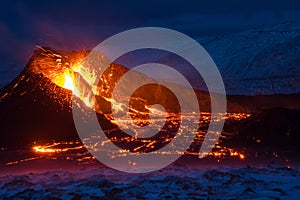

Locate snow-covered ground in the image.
[0,163,299,199]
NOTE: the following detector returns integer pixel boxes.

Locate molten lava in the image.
[33,141,84,154]
[54,70,75,92]
[24,46,252,159]
[63,74,74,91]
[28,46,98,108]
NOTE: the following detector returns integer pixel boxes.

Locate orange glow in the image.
[51,60,96,107]
[53,68,76,92]
[29,48,252,161]
[33,145,59,153]
[208,148,245,160]
[33,142,84,154]
[239,154,245,159]
[33,48,252,122]
[63,73,74,91]
[30,47,96,108]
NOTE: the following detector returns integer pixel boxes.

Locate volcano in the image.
[0,46,299,153]
[0,46,169,147]
[0,47,208,148]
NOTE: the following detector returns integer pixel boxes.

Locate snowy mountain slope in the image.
[198,21,300,95]
[115,21,300,95]
[1,22,300,95]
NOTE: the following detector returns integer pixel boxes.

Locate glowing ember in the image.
[33,142,84,154]
[239,154,245,159]
[207,147,246,160]
[33,146,58,153]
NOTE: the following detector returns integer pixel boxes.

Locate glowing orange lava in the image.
[30,47,252,161]
[63,73,74,91]
[33,145,59,153]
[33,142,84,154]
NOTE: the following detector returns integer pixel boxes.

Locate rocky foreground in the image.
[0,163,299,199]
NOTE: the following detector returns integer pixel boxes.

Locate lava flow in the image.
[0,46,252,165]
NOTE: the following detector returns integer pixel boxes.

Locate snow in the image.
[115,21,300,96]
[0,164,299,199]
[198,21,300,95]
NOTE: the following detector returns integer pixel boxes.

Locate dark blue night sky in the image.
[1,0,300,85]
